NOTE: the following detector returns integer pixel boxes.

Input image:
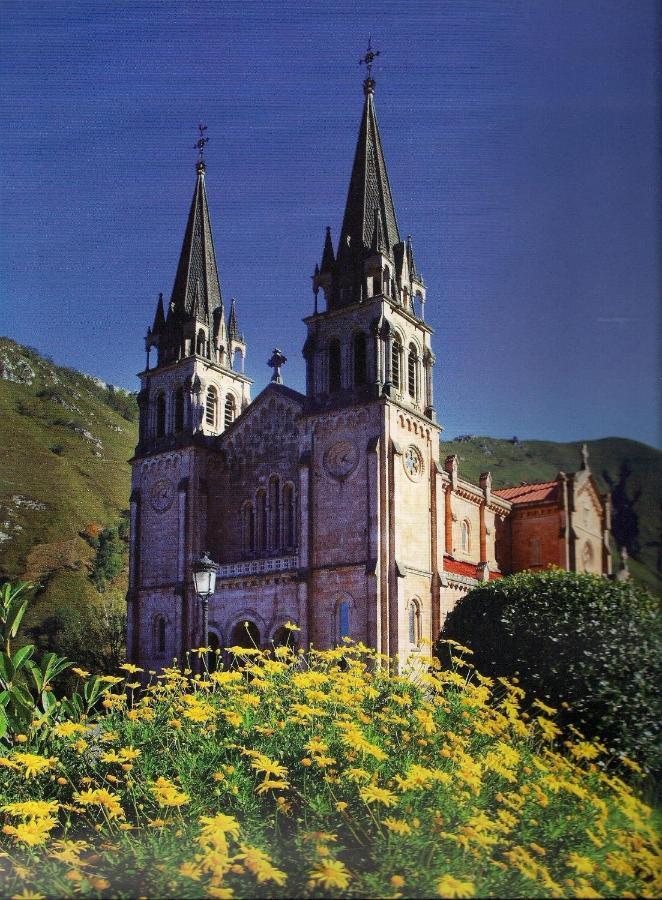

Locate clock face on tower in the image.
[403,445,424,481]
[150,478,175,512]
[323,440,359,480]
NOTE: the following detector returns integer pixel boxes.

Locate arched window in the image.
[392,338,402,391]
[173,386,185,433]
[243,502,256,553]
[461,520,471,553]
[205,386,218,429]
[338,601,350,640]
[408,343,418,399]
[283,483,295,550]
[154,615,166,655]
[224,394,236,429]
[383,266,390,297]
[329,340,341,393]
[353,332,367,386]
[256,489,267,552]
[196,329,206,356]
[155,393,166,438]
[408,601,420,645]
[269,475,281,551]
[530,537,541,566]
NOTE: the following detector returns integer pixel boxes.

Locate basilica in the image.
[126,71,613,671]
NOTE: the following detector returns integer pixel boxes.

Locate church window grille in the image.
[173,386,185,433]
[353,332,367,386]
[269,475,281,550]
[243,502,256,553]
[461,520,471,553]
[256,490,267,552]
[282,483,296,549]
[205,386,218,429]
[329,340,341,393]
[338,601,350,640]
[408,601,420,645]
[224,394,236,429]
[408,344,418,399]
[392,339,402,391]
[530,537,541,566]
[155,393,166,438]
[196,329,206,356]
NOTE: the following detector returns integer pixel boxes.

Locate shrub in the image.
[0,636,659,898]
[438,569,662,775]
[88,524,127,592]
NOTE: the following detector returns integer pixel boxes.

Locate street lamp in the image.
[192,551,218,670]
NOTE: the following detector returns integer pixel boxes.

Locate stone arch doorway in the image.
[207,631,221,672]
[229,620,261,650]
[272,625,297,652]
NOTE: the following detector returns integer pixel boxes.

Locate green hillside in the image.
[441,434,662,594]
[0,337,137,650]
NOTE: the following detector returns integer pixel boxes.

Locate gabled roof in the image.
[170,162,223,323]
[493,481,560,505]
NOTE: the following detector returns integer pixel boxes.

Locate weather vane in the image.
[359,36,380,79]
[194,123,209,161]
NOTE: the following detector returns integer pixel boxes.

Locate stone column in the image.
[381,321,392,392]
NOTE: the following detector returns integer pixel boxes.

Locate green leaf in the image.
[12,644,34,673]
[6,598,28,639]
[0,652,14,685]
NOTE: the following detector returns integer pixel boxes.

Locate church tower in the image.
[301,55,442,661]
[126,145,251,667]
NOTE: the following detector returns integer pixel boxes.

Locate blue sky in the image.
[1,0,659,446]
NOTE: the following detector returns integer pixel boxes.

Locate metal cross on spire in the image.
[359,36,380,79]
[194,123,209,161]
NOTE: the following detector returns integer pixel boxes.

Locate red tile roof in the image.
[493,480,559,505]
[443,556,480,578]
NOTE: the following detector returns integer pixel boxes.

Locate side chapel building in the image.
[126,72,613,671]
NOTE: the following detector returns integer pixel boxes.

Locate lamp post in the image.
[192,551,218,672]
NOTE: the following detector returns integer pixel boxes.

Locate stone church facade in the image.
[126,74,613,671]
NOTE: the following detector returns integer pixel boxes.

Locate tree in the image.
[438,569,662,774]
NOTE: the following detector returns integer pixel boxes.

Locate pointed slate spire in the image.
[170,160,223,323]
[151,292,166,335]
[406,234,418,279]
[336,77,400,279]
[228,298,239,341]
[320,226,335,272]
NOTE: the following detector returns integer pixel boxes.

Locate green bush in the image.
[84,521,128,593]
[438,569,662,775]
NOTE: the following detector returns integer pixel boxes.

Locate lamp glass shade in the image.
[192,553,218,598]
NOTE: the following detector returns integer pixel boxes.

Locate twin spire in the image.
[313,58,424,314]
[146,154,242,369]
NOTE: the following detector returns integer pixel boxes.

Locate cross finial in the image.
[194,123,209,166]
[267,348,287,384]
[359,36,380,78]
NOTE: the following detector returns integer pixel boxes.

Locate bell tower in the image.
[304,59,436,421]
[301,50,442,661]
[127,136,252,669]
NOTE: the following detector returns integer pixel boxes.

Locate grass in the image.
[0,337,136,632]
[0,640,659,898]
